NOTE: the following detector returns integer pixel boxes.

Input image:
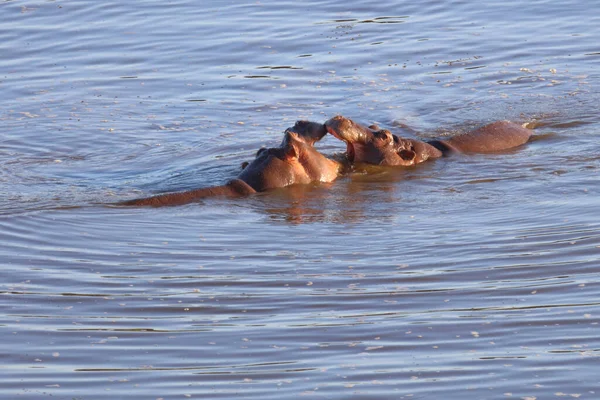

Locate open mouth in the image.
[326,123,356,162]
[346,142,355,163]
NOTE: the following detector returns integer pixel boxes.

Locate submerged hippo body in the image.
[427,121,533,154]
[325,115,532,166]
[120,122,340,207]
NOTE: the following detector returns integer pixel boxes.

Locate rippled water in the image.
[2,1,600,399]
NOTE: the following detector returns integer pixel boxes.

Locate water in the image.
[1,0,600,399]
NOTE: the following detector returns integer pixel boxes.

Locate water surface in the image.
[2,1,600,399]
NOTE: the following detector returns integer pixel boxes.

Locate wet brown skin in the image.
[427,121,533,154]
[324,115,443,166]
[119,121,341,207]
[283,120,328,145]
[324,115,533,166]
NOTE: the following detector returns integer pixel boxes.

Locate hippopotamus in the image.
[119,121,341,207]
[324,115,533,166]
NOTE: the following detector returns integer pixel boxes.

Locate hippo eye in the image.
[256,147,268,157]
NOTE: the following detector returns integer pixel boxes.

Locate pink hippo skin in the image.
[324,115,532,166]
[119,121,341,207]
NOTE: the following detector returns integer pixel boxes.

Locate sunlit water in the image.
[1,1,600,399]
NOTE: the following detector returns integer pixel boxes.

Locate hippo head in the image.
[325,115,419,166]
[284,120,328,145]
[238,129,341,192]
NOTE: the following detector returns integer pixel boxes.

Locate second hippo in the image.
[119,121,342,207]
[325,115,533,166]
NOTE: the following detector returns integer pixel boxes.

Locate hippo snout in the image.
[325,115,353,132]
[325,115,370,144]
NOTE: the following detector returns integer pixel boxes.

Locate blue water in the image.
[1,1,600,399]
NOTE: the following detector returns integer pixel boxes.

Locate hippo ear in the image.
[283,142,299,160]
[283,131,300,160]
[398,149,416,162]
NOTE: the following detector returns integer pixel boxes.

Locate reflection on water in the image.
[261,174,406,224]
[2,0,600,399]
